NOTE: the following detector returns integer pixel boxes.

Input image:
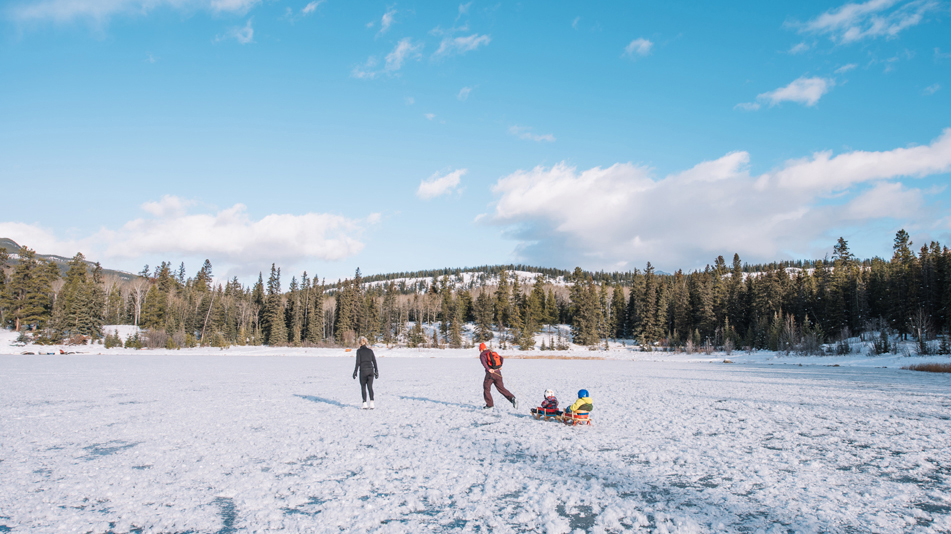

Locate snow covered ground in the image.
[2,347,950,533]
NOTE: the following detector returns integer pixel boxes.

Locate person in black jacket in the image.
[352,336,379,409]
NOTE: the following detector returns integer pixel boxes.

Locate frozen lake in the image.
[1,354,949,533]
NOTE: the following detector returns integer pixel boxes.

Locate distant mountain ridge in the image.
[0,238,138,282]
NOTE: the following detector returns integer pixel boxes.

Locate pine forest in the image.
[1,230,950,355]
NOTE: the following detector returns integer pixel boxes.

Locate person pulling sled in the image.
[479,342,517,410]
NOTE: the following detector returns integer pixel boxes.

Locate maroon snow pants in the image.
[483,371,513,407]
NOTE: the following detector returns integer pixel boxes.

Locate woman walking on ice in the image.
[352,337,379,409]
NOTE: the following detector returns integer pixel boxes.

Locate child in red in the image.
[531,389,562,417]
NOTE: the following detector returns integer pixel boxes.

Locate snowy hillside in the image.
[362,270,568,291]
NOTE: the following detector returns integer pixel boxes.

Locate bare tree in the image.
[130,278,148,327]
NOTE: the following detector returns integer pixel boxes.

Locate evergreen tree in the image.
[380,282,397,344]
[364,293,380,343]
[0,247,7,328]
[450,296,464,348]
[610,284,626,339]
[286,276,303,345]
[263,264,287,345]
[306,278,324,344]
[569,267,600,346]
[195,260,213,292]
[473,290,494,342]
[544,288,559,329]
[636,263,660,347]
[2,248,57,332]
[494,269,511,348]
[334,279,355,345]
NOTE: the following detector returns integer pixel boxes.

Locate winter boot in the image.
[369,400,375,409]
[510,397,518,409]
[482,405,494,410]
[362,402,368,409]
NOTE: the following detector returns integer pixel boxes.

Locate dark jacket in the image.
[353,346,378,377]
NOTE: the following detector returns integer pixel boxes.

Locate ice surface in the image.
[1,352,949,533]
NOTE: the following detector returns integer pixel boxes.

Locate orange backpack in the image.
[486,350,503,369]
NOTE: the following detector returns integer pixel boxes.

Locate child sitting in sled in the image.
[563,389,593,421]
[530,389,562,418]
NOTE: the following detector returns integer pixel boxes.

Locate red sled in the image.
[561,411,591,426]
[531,408,563,421]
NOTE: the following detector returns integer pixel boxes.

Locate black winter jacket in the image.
[353,346,378,377]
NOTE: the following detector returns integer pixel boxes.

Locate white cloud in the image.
[105,204,366,263]
[217,18,253,44]
[923,83,940,95]
[405,96,415,105]
[509,125,555,142]
[623,37,653,58]
[351,56,379,79]
[417,169,466,199]
[141,195,193,217]
[209,0,257,13]
[835,63,858,73]
[424,113,435,120]
[385,37,422,71]
[738,76,834,110]
[799,0,937,43]
[486,129,951,270]
[456,2,471,19]
[9,0,261,22]
[764,128,951,192]
[379,8,396,34]
[0,222,89,259]
[434,33,490,57]
[789,42,810,54]
[352,38,421,79]
[761,76,833,106]
[457,86,471,101]
[0,197,370,278]
[734,102,761,111]
[845,182,923,219]
[301,0,324,15]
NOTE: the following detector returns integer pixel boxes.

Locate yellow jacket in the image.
[567,396,593,413]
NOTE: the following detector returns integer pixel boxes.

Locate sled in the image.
[531,408,563,421]
[561,411,591,426]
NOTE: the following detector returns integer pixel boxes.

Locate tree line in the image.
[1,230,949,351]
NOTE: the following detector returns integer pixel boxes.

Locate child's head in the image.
[544,389,555,398]
[577,389,589,399]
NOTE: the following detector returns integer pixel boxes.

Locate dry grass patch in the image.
[506,354,608,361]
[902,362,951,373]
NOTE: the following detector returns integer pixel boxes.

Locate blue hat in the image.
[578,389,589,398]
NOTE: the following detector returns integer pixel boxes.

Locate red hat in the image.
[479,342,487,351]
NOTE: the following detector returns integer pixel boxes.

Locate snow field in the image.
[1,355,950,533]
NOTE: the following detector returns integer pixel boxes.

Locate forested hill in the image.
[3,236,879,290]
[326,258,848,290]
[0,238,137,282]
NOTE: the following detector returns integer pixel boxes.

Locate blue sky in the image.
[1,0,949,284]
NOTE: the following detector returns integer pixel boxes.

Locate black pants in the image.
[360,373,375,401]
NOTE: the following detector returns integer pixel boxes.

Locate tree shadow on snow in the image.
[294,394,348,407]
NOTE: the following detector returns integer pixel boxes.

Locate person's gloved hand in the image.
[352,372,357,379]
[374,373,379,379]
